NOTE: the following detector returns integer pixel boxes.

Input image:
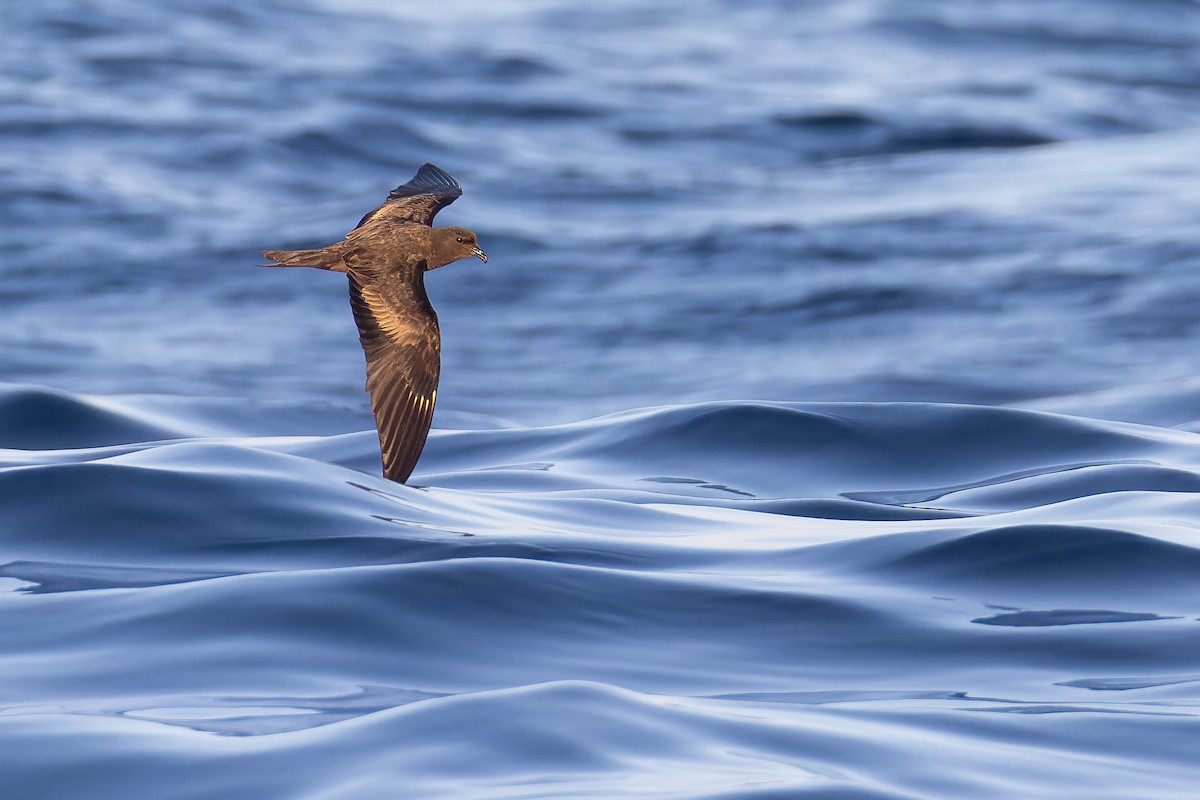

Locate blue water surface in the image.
[3,1,1200,797]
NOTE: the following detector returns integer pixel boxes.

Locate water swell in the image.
[8,0,1200,794]
[1,382,1199,796]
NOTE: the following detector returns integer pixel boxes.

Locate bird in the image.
[262,163,487,484]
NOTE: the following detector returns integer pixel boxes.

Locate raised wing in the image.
[354,163,463,230]
[347,268,440,483]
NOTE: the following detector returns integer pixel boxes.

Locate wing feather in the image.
[354,163,463,230]
[347,271,440,483]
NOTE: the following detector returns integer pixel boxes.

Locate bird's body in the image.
[263,164,486,483]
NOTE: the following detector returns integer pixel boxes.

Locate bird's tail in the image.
[261,244,348,272]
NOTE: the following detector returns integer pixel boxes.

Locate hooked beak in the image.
[472,247,488,263]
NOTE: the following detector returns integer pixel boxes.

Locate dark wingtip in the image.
[389,163,462,199]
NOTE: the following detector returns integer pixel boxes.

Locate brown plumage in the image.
[263,163,487,483]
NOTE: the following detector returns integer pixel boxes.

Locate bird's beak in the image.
[472,247,488,263]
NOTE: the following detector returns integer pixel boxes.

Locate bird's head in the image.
[429,227,487,270]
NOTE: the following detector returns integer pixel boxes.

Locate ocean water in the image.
[3,0,1200,797]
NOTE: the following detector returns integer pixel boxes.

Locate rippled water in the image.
[4,1,1200,797]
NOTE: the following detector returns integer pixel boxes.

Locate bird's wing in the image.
[347,267,440,483]
[353,163,463,230]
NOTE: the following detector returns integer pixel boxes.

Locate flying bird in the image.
[263,163,487,483]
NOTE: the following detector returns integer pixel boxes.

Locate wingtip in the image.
[404,162,461,194]
[418,162,454,180]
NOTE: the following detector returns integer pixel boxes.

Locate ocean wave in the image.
[8,0,1200,795]
[2,383,1199,797]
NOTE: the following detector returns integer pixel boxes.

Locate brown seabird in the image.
[263,163,487,483]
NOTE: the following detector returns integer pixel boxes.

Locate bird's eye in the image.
[455,237,464,243]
